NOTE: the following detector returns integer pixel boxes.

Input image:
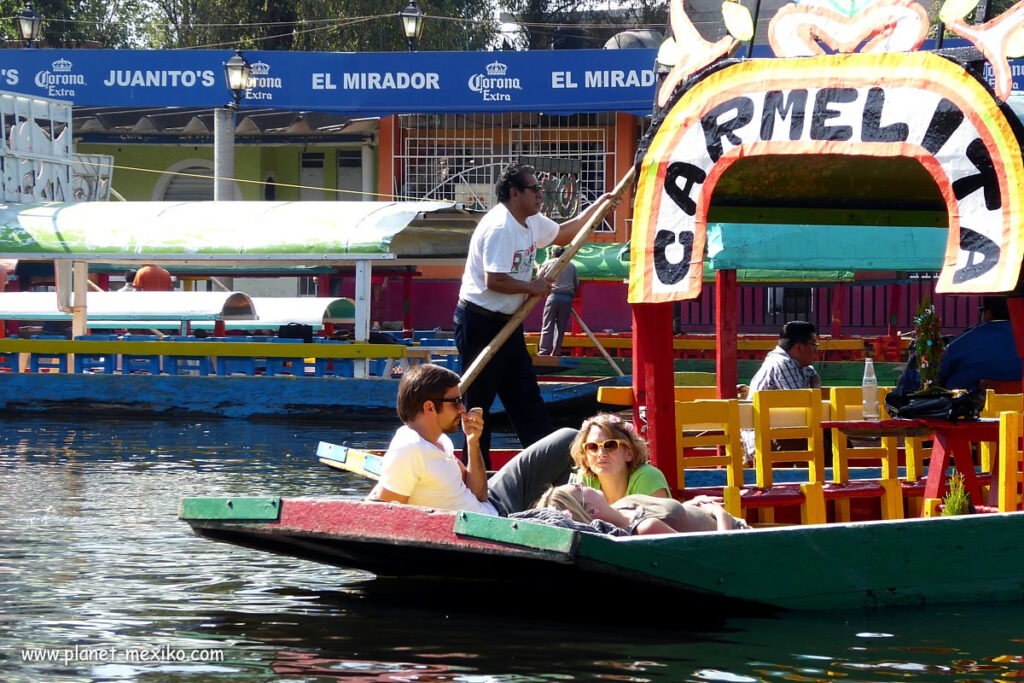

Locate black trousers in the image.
[454,303,555,467]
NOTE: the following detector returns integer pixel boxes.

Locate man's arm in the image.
[485,271,551,297]
[551,192,617,246]
[374,487,410,504]
[461,408,488,501]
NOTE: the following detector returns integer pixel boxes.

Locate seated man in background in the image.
[940,297,1022,392]
[740,321,822,464]
[370,363,576,516]
[133,264,173,291]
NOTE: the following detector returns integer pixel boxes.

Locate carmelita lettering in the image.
[343,72,439,90]
[650,84,1003,291]
[102,70,216,88]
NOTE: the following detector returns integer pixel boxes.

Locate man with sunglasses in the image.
[455,163,615,466]
[371,363,577,515]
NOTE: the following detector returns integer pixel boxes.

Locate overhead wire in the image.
[109,162,421,201]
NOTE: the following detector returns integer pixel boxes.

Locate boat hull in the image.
[0,373,627,421]
[180,497,1024,611]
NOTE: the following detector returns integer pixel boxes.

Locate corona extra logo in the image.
[35,57,84,95]
[245,60,282,101]
[468,62,520,102]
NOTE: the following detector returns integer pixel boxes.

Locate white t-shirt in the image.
[378,425,498,515]
[458,203,560,315]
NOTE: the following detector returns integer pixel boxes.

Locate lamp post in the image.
[400,0,425,51]
[214,50,251,201]
[15,2,42,48]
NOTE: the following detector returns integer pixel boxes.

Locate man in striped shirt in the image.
[741,321,821,462]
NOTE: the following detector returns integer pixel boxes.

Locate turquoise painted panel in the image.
[454,512,578,555]
[180,497,281,521]
[706,224,946,271]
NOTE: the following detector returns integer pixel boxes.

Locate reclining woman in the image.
[526,483,749,534]
[570,413,670,502]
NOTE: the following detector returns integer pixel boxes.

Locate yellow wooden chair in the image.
[997,410,1023,512]
[827,386,903,521]
[981,390,1022,473]
[674,399,744,517]
[751,389,827,525]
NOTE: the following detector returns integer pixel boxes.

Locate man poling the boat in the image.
[453,162,621,467]
[368,363,577,516]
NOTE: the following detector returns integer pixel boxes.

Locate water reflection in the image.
[2,415,1024,682]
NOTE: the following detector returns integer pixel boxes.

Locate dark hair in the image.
[396,363,461,423]
[778,321,816,351]
[124,269,137,281]
[982,296,1010,320]
[496,163,536,203]
[551,246,565,258]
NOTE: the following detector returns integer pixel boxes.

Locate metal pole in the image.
[213,107,235,200]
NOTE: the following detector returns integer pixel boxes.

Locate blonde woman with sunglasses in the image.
[569,413,670,503]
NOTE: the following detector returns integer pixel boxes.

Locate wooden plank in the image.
[180,496,281,521]
[453,511,579,554]
[316,441,383,479]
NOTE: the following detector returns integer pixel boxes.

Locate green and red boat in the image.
[183,0,1024,611]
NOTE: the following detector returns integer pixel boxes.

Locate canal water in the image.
[3,415,1024,682]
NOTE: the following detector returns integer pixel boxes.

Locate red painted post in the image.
[631,305,645,428]
[632,302,677,490]
[214,320,226,337]
[716,270,738,399]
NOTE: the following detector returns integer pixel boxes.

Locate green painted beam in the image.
[180,497,281,521]
[454,512,579,555]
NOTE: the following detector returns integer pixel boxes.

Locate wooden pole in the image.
[569,307,625,377]
[458,166,635,394]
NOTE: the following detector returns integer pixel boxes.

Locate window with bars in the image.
[397,113,616,232]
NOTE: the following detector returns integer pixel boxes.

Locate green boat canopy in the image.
[540,223,947,283]
[0,201,480,262]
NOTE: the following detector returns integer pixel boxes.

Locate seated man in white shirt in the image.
[371,363,576,516]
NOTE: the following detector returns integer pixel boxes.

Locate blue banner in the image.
[0,48,660,115]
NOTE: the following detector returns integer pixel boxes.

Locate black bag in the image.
[278,323,313,343]
[883,385,984,421]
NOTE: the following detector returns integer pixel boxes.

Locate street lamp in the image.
[15,2,42,48]
[400,0,425,51]
[214,50,252,201]
[223,50,252,109]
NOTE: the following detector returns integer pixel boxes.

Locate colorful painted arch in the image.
[629,51,1024,303]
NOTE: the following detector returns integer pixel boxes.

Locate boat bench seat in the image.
[736,485,808,507]
[822,480,891,499]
